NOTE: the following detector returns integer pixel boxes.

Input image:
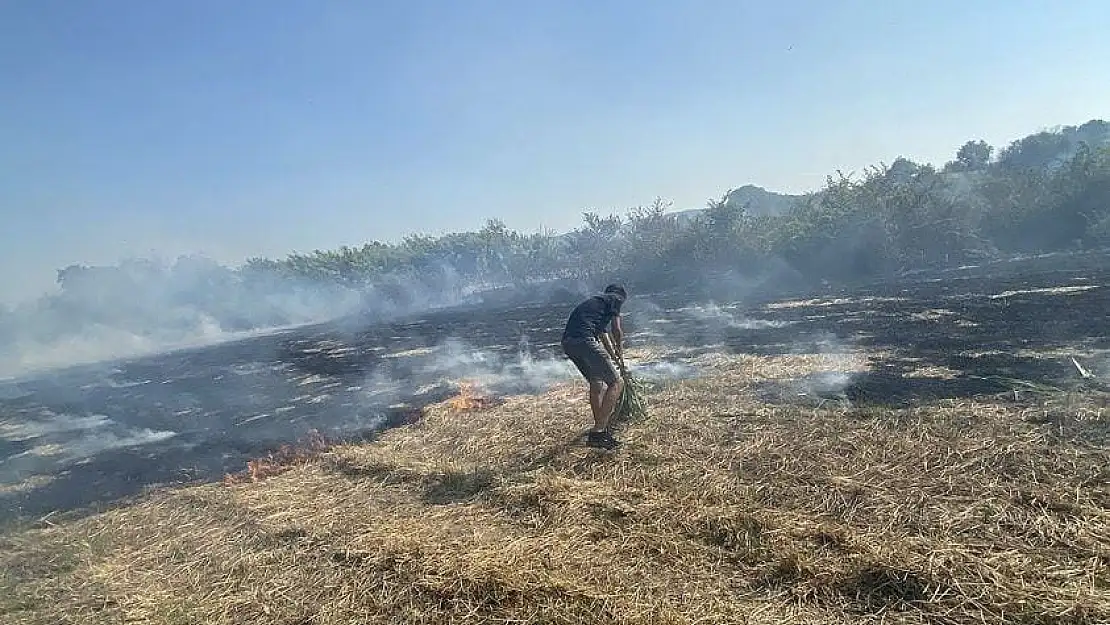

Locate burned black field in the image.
[1,251,1108,526]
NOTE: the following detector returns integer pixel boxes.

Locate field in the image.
[1,252,1109,624]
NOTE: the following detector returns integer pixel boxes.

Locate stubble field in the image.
[2,252,1108,624]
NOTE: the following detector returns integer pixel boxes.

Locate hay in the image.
[2,348,1108,625]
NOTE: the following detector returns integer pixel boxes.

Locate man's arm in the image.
[599,332,622,370]
[610,315,624,360]
[603,335,621,375]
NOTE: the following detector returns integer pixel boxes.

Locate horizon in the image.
[3,1,1110,305]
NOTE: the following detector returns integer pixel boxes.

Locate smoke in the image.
[0,410,177,485]
[412,337,580,396]
[362,332,704,407]
[0,254,501,380]
[0,245,839,486]
[0,335,578,490]
[628,294,864,403]
[0,191,844,384]
[700,259,807,303]
[783,331,867,400]
[0,320,302,380]
[630,360,699,382]
[0,257,349,378]
[1,270,864,511]
[625,300,793,352]
[675,302,792,330]
[0,244,623,382]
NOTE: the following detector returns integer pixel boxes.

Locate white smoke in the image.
[417,337,580,396]
[1,411,177,485]
[676,302,791,330]
[385,333,706,401]
[0,320,302,380]
[0,254,496,380]
[633,360,699,381]
[786,331,866,399]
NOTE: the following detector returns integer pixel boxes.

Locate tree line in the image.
[243,118,1110,295]
[5,119,1108,352]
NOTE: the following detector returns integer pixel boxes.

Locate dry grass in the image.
[2,348,1108,624]
[222,430,336,485]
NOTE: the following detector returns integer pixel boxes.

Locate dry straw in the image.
[1,348,1107,625]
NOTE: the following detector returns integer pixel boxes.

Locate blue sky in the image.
[2,0,1108,304]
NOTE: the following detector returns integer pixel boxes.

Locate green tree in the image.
[944,140,993,172]
[76,117,1105,313]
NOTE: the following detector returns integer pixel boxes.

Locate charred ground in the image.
[1,251,1107,525]
[0,252,1108,625]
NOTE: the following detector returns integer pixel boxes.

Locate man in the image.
[560,284,628,449]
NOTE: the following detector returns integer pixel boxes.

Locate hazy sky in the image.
[2,1,1108,304]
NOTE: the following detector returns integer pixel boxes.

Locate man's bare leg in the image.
[594,377,625,432]
[588,381,604,429]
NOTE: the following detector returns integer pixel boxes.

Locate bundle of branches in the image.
[614,357,648,420]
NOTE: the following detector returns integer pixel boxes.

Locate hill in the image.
[671,184,803,225]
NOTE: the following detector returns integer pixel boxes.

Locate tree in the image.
[945,140,993,172]
[997,131,1072,171]
[565,212,622,281]
[23,117,1110,341]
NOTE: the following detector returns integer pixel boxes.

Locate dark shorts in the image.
[562,337,619,385]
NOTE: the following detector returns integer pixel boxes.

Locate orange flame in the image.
[447,381,501,412]
[223,429,333,485]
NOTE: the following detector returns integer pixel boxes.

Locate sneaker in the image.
[586,430,620,450]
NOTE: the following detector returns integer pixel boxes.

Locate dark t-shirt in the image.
[562,293,624,342]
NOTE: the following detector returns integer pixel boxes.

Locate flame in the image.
[446,380,500,412]
[223,429,333,485]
